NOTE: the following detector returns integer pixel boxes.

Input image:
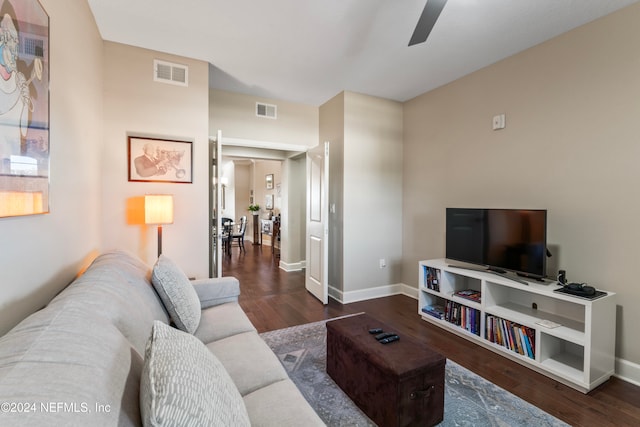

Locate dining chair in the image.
[229,216,247,252]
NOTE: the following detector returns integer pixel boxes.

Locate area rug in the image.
[260,318,569,427]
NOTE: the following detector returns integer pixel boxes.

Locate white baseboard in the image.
[329,283,417,304]
[279,261,304,272]
[615,357,640,387]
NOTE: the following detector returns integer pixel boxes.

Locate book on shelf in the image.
[444,300,480,336]
[453,289,481,303]
[485,315,535,359]
[423,266,441,291]
[421,304,445,320]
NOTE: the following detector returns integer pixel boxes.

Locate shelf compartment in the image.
[444,300,481,336]
[539,333,585,384]
[485,314,535,359]
[485,302,585,345]
[441,270,481,296]
[422,265,442,292]
[418,294,447,320]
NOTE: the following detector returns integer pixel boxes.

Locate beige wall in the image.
[320,92,403,297]
[343,92,403,293]
[210,89,318,147]
[320,93,345,293]
[281,155,306,267]
[101,42,210,277]
[0,0,104,334]
[402,4,640,365]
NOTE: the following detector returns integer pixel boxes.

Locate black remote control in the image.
[375,332,396,341]
[380,334,400,344]
[368,328,383,334]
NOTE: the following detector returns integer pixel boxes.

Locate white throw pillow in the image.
[151,255,201,333]
[140,321,251,427]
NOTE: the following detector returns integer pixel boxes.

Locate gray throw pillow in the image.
[151,255,201,334]
[140,321,251,427]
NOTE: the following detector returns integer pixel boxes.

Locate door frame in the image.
[208,136,309,276]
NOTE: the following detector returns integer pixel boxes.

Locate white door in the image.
[305,141,329,304]
[210,130,223,278]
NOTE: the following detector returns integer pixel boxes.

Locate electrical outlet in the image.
[492,114,506,130]
[379,259,386,268]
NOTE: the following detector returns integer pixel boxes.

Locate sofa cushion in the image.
[151,255,201,334]
[243,379,325,426]
[191,277,241,308]
[206,331,289,396]
[140,321,250,427]
[194,302,256,344]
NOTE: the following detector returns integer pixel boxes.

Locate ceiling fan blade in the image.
[408,0,448,46]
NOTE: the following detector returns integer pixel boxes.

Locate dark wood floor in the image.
[224,244,640,427]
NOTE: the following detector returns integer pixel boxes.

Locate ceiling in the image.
[87,0,638,106]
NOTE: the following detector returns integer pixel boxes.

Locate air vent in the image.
[256,102,277,119]
[154,59,188,86]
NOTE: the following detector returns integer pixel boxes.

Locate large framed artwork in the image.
[128,136,193,183]
[0,0,49,218]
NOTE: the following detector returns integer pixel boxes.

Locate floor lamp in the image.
[145,194,174,258]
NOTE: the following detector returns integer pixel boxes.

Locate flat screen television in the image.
[446,208,547,279]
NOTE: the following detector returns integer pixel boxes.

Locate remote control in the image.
[380,334,400,344]
[375,332,396,341]
[368,328,383,334]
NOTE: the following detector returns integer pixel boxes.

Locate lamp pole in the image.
[157,225,163,258]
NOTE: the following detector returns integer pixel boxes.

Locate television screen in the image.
[446,208,547,279]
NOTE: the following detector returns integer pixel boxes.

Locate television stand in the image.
[419,259,616,393]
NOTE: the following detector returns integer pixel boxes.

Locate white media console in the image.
[418,259,616,393]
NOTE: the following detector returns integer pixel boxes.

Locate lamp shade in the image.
[145,195,174,225]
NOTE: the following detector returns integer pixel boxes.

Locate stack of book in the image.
[421,304,445,320]
[453,289,481,303]
[485,315,536,359]
[444,300,481,336]
[423,266,441,291]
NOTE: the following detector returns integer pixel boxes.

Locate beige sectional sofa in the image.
[0,250,324,426]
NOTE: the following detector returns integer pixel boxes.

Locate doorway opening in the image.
[210,136,308,278]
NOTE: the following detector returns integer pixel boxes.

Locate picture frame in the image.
[128,136,193,183]
[0,0,50,218]
[265,173,274,189]
[265,194,274,210]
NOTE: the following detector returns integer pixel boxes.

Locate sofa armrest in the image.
[191,277,240,309]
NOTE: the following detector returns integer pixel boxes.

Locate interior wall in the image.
[101,42,210,278]
[252,160,281,219]
[209,89,318,146]
[320,93,345,295]
[402,4,640,365]
[281,156,306,267]
[0,0,104,335]
[343,92,403,293]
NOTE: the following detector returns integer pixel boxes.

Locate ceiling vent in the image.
[154,59,188,86]
[256,102,277,119]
